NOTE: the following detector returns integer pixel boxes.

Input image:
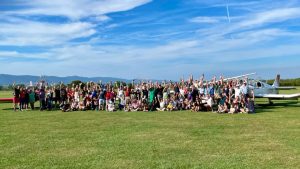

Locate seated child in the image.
[156,98,166,111]
[107,100,115,112]
[71,100,79,111]
[79,101,86,111]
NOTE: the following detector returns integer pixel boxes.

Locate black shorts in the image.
[54,97,61,102]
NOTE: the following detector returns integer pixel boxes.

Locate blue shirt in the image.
[240,85,248,95]
[209,86,214,95]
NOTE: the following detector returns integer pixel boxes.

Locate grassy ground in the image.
[0,90,299,169]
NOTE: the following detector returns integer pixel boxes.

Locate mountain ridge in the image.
[0,74,132,85]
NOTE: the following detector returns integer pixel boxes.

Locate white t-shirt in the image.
[207,97,213,107]
[74,91,79,102]
[108,103,114,112]
[179,89,185,96]
[199,87,204,95]
[160,101,165,108]
[240,85,248,95]
[235,87,241,98]
[118,89,124,98]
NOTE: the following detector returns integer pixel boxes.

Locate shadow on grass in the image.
[255,101,300,113]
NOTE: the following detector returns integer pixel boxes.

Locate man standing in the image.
[54,86,61,109]
[29,90,35,110]
[13,84,20,111]
[39,88,46,111]
[148,84,156,106]
[240,81,249,98]
[60,85,67,106]
[191,85,199,102]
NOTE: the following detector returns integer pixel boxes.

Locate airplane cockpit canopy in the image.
[257,82,262,88]
[252,81,263,88]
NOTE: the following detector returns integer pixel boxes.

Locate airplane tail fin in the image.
[272,74,280,87]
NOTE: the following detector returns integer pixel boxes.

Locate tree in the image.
[114,81,126,88]
[69,80,85,88]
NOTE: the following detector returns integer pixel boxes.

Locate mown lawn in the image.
[0,90,299,169]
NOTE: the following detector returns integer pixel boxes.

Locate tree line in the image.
[266,78,300,86]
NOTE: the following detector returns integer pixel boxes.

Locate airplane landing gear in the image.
[268,99,274,105]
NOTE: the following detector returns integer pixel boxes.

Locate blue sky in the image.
[0,0,300,80]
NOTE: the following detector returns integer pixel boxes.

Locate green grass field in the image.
[0,90,299,169]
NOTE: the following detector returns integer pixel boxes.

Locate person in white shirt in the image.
[156,98,166,111]
[204,95,214,111]
[107,100,115,112]
[74,87,80,102]
[240,81,248,96]
[234,84,241,98]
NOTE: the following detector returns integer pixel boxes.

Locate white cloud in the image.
[193,7,300,43]
[106,24,119,29]
[0,51,19,57]
[0,19,96,46]
[4,0,152,20]
[215,44,300,62]
[1,0,300,79]
[238,7,300,28]
[0,50,51,59]
[0,0,152,46]
[1,36,300,79]
[94,15,111,22]
[189,16,225,23]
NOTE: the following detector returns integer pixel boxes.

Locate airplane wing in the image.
[275,86,296,90]
[0,98,14,103]
[223,72,256,81]
[255,93,300,100]
[201,72,256,86]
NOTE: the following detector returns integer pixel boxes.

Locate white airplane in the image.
[225,73,300,104]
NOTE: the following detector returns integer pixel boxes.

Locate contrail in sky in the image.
[226,0,231,23]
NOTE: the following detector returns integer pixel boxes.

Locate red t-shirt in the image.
[105,91,111,100]
[67,90,74,98]
[110,92,115,99]
[20,91,26,99]
[125,90,130,97]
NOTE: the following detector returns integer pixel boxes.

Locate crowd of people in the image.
[12,75,255,114]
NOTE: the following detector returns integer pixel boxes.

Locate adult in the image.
[13,85,20,111]
[19,87,26,111]
[39,88,46,111]
[54,86,61,108]
[29,90,35,110]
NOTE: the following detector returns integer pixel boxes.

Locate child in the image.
[228,104,236,114]
[240,100,249,114]
[131,99,140,111]
[141,99,149,112]
[84,94,92,110]
[192,98,200,112]
[204,95,213,111]
[118,97,125,110]
[61,101,71,112]
[79,101,86,111]
[92,96,99,110]
[107,100,115,112]
[71,100,79,111]
[46,91,52,111]
[166,100,173,111]
[98,88,106,111]
[156,98,166,111]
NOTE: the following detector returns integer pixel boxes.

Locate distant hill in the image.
[0,74,131,85]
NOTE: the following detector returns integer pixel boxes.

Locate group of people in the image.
[12,75,255,113]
